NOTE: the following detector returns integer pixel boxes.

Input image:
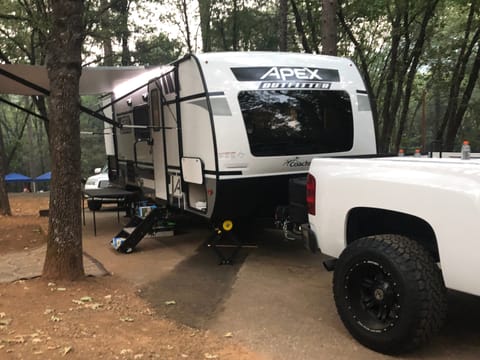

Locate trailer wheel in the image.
[87,199,102,211]
[333,234,446,354]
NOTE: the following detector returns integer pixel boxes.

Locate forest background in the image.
[0,0,479,181]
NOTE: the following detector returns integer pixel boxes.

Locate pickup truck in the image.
[304,156,480,354]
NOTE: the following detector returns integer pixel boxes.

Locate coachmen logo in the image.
[231,66,339,90]
[283,157,311,168]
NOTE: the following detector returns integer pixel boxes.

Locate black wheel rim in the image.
[344,260,401,332]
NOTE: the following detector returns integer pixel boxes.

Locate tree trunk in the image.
[181,0,193,53]
[32,96,49,138]
[321,0,337,55]
[290,0,312,53]
[444,41,480,149]
[436,3,480,150]
[119,0,131,65]
[337,5,380,149]
[6,112,30,168]
[34,119,48,175]
[101,0,114,66]
[43,0,85,281]
[279,0,288,51]
[26,117,36,179]
[199,0,212,52]
[306,0,320,53]
[0,121,11,216]
[232,0,239,51]
[394,0,439,152]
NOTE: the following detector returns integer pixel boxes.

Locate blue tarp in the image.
[5,172,32,182]
[35,171,51,181]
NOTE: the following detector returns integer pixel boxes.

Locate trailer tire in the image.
[333,234,447,354]
[87,199,102,211]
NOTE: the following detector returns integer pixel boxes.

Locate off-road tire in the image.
[87,199,102,211]
[333,234,447,354]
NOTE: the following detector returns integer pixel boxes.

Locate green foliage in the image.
[338,0,480,152]
[0,96,49,177]
[0,0,50,64]
[0,95,106,178]
[132,33,183,65]
[208,1,280,51]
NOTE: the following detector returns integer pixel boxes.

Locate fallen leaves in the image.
[62,346,73,356]
[0,314,12,327]
[204,353,219,359]
[0,277,257,360]
[50,315,62,322]
[120,316,135,322]
[71,295,103,310]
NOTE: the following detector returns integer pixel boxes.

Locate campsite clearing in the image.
[2,193,480,360]
[0,193,261,360]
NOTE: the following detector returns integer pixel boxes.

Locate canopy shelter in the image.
[5,172,32,182]
[33,171,51,192]
[35,171,51,181]
[5,172,32,192]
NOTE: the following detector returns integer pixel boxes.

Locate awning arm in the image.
[0,96,48,121]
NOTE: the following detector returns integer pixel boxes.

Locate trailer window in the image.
[150,88,161,131]
[238,90,353,156]
[133,105,150,140]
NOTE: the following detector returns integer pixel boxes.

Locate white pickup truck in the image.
[304,156,480,354]
[84,166,111,210]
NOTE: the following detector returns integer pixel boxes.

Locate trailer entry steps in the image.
[111,207,175,253]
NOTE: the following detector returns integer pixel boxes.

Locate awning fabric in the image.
[35,171,51,181]
[0,64,164,96]
[5,172,32,182]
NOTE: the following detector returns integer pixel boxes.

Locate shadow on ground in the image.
[140,240,251,328]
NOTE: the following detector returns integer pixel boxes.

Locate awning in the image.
[0,64,164,96]
[0,63,169,127]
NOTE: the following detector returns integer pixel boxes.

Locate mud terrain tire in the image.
[333,234,447,354]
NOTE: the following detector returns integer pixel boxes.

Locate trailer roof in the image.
[194,51,352,66]
[0,64,159,96]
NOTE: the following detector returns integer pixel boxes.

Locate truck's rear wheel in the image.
[333,234,446,354]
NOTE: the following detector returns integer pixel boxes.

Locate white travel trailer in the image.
[108,52,377,225]
[0,52,377,256]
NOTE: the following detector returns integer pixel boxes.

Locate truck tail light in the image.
[306,173,316,216]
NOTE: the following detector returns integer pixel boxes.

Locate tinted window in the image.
[150,88,161,131]
[238,90,353,156]
[133,105,150,140]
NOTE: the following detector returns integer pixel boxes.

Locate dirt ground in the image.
[0,193,263,360]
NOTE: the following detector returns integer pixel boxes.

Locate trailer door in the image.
[149,85,168,201]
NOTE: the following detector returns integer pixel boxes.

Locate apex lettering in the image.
[260,67,323,81]
[231,66,340,83]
